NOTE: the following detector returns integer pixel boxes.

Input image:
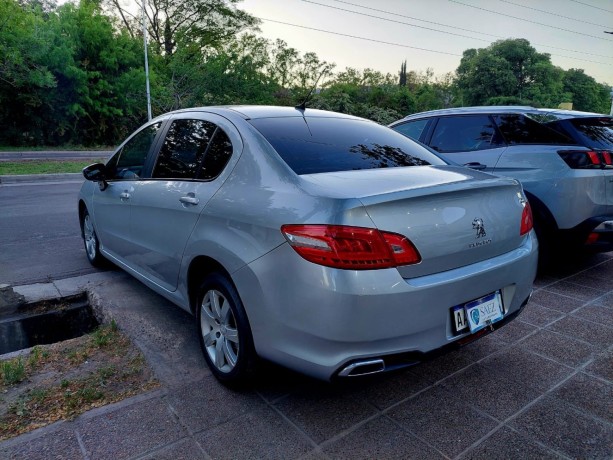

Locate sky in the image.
[238,0,613,86]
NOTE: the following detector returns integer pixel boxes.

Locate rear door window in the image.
[494,114,576,145]
[429,115,503,153]
[200,129,233,180]
[249,117,445,175]
[153,119,217,179]
[152,119,234,180]
[391,119,430,142]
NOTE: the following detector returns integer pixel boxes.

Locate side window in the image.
[430,116,503,153]
[494,114,577,145]
[107,123,162,180]
[199,129,233,180]
[392,119,429,141]
[153,119,217,179]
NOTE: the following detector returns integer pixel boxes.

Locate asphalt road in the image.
[0,179,102,285]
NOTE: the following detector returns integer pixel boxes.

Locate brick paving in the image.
[1,253,612,459]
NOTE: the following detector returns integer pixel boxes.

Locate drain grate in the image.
[0,293,99,355]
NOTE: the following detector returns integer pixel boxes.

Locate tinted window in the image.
[567,118,613,150]
[200,129,233,180]
[392,119,429,141]
[249,117,445,175]
[153,119,217,179]
[107,123,162,180]
[494,114,576,145]
[429,115,503,153]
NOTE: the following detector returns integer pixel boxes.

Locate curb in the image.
[0,173,83,184]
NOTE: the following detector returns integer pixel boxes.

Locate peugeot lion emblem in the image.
[472,218,487,238]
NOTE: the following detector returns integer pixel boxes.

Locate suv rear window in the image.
[249,117,446,175]
[494,114,576,145]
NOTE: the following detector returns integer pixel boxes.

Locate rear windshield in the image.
[567,118,613,150]
[248,117,446,175]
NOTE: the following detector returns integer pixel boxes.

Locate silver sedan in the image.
[79,106,538,384]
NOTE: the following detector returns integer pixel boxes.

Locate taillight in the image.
[558,150,611,169]
[280,224,421,270]
[520,201,533,236]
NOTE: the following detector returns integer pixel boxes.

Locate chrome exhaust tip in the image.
[338,359,385,377]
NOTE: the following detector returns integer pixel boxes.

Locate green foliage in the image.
[455,39,607,112]
[0,3,610,149]
[1,358,25,386]
[564,69,611,113]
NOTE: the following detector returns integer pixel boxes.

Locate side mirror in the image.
[82,163,109,190]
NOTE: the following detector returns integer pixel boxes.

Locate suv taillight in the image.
[558,150,612,169]
[281,224,421,269]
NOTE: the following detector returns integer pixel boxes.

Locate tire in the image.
[196,273,256,385]
[82,209,106,267]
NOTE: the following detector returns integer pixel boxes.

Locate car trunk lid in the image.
[300,166,528,278]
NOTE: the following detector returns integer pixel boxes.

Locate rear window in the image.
[248,117,446,175]
[567,118,613,150]
[494,114,577,145]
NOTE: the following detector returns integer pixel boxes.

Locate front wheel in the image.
[82,209,105,267]
[196,273,256,385]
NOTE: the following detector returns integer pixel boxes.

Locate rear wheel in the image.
[82,209,105,267]
[196,273,256,385]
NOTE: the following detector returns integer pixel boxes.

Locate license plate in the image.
[452,291,503,334]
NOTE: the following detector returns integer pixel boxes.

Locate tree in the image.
[399,60,407,87]
[105,0,258,56]
[563,69,610,113]
[456,39,564,107]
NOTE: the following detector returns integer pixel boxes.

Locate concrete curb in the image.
[0,173,83,184]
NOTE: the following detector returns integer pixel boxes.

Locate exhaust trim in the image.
[337,359,385,377]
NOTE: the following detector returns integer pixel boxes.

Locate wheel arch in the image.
[524,191,558,233]
[187,256,234,316]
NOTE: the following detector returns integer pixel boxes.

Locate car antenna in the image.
[295,69,327,112]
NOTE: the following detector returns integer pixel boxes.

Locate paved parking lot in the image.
[1,253,612,459]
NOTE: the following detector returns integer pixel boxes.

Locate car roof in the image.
[156,105,365,121]
[399,106,610,122]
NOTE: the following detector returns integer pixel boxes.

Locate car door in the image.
[424,115,508,172]
[127,113,238,292]
[92,121,164,261]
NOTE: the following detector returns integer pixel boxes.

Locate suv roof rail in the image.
[402,106,538,120]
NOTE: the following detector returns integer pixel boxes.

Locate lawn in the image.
[0,160,104,175]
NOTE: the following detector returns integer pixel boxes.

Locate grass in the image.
[0,160,105,175]
[1,359,26,386]
[0,322,158,440]
[0,146,114,152]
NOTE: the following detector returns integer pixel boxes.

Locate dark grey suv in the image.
[390,107,613,259]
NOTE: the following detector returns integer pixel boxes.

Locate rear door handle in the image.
[463,162,487,171]
[179,193,199,206]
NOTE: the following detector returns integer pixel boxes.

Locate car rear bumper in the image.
[233,232,538,381]
[559,215,613,252]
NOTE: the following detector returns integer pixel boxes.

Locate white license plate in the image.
[453,291,503,333]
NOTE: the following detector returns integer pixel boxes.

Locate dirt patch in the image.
[0,321,159,440]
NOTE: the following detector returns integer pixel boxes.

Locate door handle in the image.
[463,162,487,171]
[120,191,131,200]
[179,193,199,206]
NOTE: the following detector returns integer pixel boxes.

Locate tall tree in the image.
[456,39,563,107]
[105,0,259,56]
[399,60,407,87]
[563,68,610,113]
